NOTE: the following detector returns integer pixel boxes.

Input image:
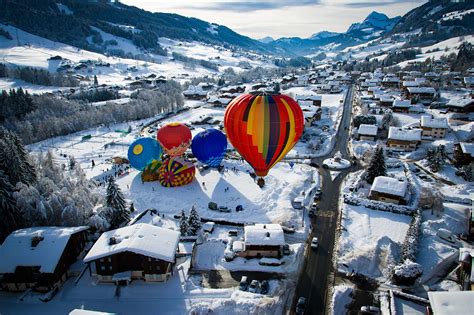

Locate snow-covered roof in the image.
[183,86,207,96]
[70,309,115,315]
[460,142,474,157]
[244,224,285,246]
[358,124,378,136]
[296,95,322,101]
[388,127,421,142]
[421,116,448,129]
[84,223,180,263]
[402,81,418,87]
[447,98,474,108]
[428,291,474,315]
[0,226,89,274]
[393,99,411,108]
[370,176,408,198]
[407,87,436,94]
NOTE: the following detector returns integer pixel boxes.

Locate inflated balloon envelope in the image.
[191,128,227,167]
[127,137,162,171]
[157,122,192,157]
[224,92,304,178]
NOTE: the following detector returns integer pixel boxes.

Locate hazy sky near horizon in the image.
[121,0,427,39]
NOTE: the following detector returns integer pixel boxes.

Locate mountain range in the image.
[0,0,473,58]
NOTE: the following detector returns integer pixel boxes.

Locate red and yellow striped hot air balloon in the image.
[224,92,304,178]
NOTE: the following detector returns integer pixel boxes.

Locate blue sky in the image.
[121,0,426,39]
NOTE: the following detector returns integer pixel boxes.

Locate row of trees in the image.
[179,206,202,236]
[2,81,183,144]
[0,88,36,121]
[0,128,136,242]
[0,63,79,87]
[172,52,219,71]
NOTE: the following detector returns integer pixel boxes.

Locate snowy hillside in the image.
[0,23,274,93]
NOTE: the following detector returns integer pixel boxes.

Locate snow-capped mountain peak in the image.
[309,31,340,41]
[348,11,400,33]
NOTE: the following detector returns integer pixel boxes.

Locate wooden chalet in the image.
[357,124,378,141]
[387,127,421,151]
[369,176,408,205]
[420,116,448,139]
[84,224,180,283]
[0,226,89,292]
[454,142,474,166]
[240,224,285,258]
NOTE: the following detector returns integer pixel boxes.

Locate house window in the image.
[100,266,105,271]
[109,266,112,271]
[148,258,152,262]
[156,266,160,271]
[108,257,111,262]
[100,258,104,262]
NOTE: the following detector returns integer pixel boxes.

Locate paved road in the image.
[292,86,362,315]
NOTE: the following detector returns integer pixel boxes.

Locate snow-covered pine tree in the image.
[69,156,77,170]
[0,129,35,186]
[0,170,22,241]
[106,177,129,228]
[7,130,36,184]
[366,146,386,184]
[187,205,201,236]
[179,210,189,236]
[461,165,472,181]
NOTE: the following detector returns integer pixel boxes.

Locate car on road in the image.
[360,305,381,314]
[310,162,319,168]
[311,237,319,250]
[310,202,319,211]
[260,280,269,294]
[313,189,321,200]
[248,280,260,293]
[308,209,315,218]
[282,244,291,255]
[239,276,249,291]
[322,164,329,169]
[296,297,306,314]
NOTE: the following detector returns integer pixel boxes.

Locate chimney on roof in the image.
[109,237,118,245]
[265,232,270,238]
[31,234,44,247]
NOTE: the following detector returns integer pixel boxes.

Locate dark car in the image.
[296,297,306,314]
[260,280,270,295]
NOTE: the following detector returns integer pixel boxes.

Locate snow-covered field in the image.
[337,204,412,281]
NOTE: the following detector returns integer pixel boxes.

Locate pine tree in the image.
[461,165,472,181]
[106,177,129,228]
[366,146,386,184]
[69,156,77,170]
[179,210,189,236]
[426,145,446,173]
[0,170,22,242]
[129,202,136,213]
[93,75,99,87]
[187,205,201,236]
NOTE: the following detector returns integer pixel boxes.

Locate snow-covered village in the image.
[0,1,473,314]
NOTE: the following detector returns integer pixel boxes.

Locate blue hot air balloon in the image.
[191,129,227,167]
[127,137,162,171]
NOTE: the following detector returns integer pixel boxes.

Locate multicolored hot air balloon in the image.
[127,137,162,171]
[158,157,195,187]
[157,122,192,157]
[224,93,304,177]
[141,159,163,182]
[191,129,227,167]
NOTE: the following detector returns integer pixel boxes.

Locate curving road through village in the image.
[292,85,362,315]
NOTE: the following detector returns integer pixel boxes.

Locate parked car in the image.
[202,222,215,233]
[228,230,238,237]
[313,189,321,200]
[239,276,249,291]
[311,237,319,250]
[436,228,458,244]
[260,280,269,295]
[292,196,304,209]
[236,205,244,212]
[282,244,291,255]
[208,202,218,210]
[308,209,315,218]
[282,226,296,234]
[310,202,319,211]
[224,249,235,262]
[248,280,260,293]
[360,305,381,314]
[296,297,306,314]
[219,206,230,212]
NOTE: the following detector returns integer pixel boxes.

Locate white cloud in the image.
[120,0,426,39]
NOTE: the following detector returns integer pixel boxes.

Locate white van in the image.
[202,222,215,233]
[292,196,305,209]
